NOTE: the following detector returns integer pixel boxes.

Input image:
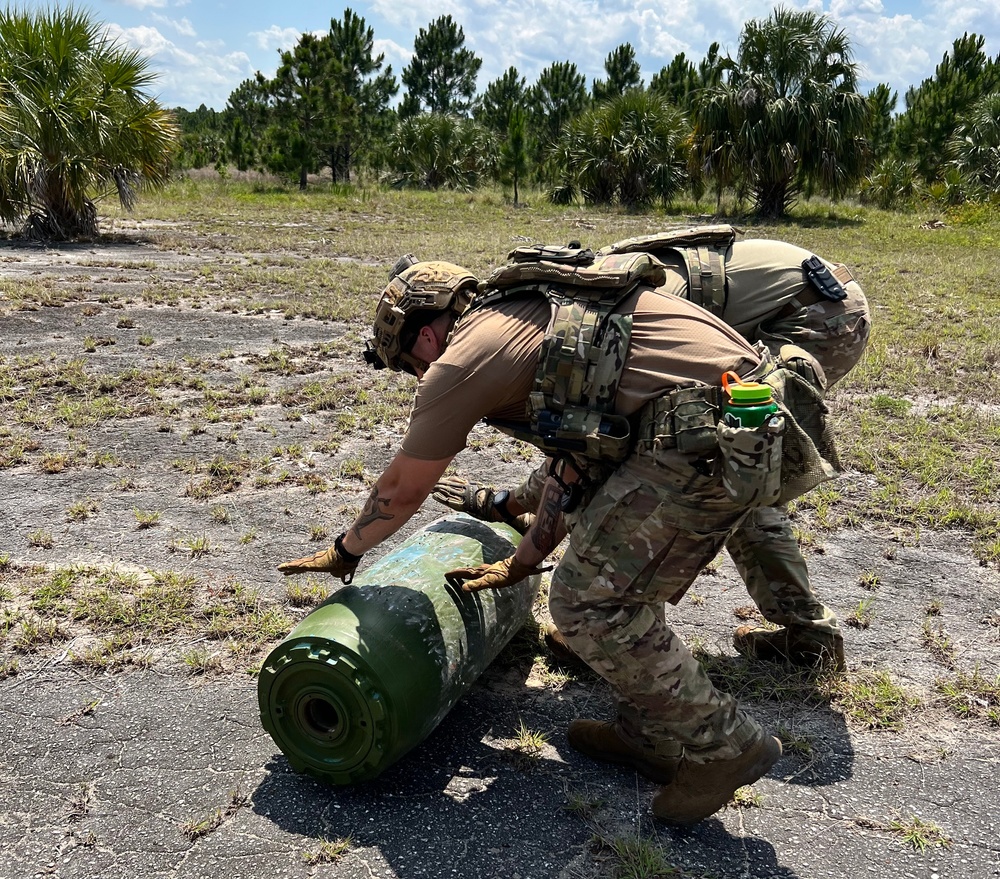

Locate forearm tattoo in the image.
[532,479,563,554]
[352,485,393,540]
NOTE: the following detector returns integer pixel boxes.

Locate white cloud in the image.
[370,0,468,34]
[830,0,883,16]
[151,14,196,38]
[119,0,169,9]
[103,23,253,108]
[373,38,412,72]
[105,23,182,59]
[249,24,303,53]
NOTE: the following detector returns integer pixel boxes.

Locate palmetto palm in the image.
[949,91,1000,197]
[694,8,869,217]
[553,90,688,208]
[0,7,176,239]
[388,114,495,190]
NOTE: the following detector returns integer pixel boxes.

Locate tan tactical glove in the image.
[445,555,549,593]
[431,476,535,535]
[277,534,362,583]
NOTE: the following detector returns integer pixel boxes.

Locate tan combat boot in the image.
[567,719,680,784]
[733,625,846,672]
[652,734,783,825]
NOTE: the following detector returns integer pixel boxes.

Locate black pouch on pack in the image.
[508,242,595,265]
[802,255,848,301]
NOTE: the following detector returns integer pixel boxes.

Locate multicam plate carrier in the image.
[468,248,666,461]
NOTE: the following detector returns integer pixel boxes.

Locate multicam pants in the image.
[515,457,841,644]
[547,445,764,762]
[756,279,871,386]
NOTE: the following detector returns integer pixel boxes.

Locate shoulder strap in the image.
[597,224,738,256]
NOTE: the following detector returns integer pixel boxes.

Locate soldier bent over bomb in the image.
[279,244,842,824]
[434,231,870,675]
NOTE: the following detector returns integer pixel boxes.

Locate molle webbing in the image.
[683,244,728,317]
[597,224,738,318]
[473,251,665,461]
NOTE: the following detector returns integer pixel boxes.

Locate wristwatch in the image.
[491,490,520,528]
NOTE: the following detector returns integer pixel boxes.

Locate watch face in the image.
[493,489,510,508]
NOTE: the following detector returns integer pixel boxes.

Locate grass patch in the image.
[857,813,953,852]
[845,596,875,629]
[590,833,695,879]
[285,579,330,608]
[134,509,161,529]
[4,565,293,672]
[921,618,958,667]
[181,788,248,841]
[698,651,920,730]
[302,837,352,866]
[828,669,921,730]
[935,667,1000,725]
[510,718,549,760]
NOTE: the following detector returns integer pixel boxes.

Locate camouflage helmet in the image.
[365,260,479,374]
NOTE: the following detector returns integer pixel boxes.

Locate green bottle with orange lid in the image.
[721,371,780,428]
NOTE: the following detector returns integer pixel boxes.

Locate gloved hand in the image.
[445,555,550,593]
[431,476,535,535]
[277,537,361,583]
[432,476,500,519]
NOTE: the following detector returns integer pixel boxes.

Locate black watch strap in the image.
[334,532,363,563]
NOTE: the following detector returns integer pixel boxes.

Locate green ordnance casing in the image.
[258,514,537,785]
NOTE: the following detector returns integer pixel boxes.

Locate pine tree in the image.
[475,67,526,136]
[327,8,397,182]
[867,83,897,165]
[592,44,642,103]
[526,61,588,176]
[400,16,482,117]
[498,105,531,205]
[265,33,343,189]
[894,33,1000,182]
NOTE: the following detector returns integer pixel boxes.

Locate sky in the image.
[67,0,1000,111]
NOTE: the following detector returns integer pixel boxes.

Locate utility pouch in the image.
[802,255,848,302]
[508,242,595,265]
[671,387,720,453]
[537,408,633,462]
[716,416,784,508]
[488,410,633,463]
[637,387,719,455]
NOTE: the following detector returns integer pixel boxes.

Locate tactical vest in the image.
[597,224,738,317]
[467,247,666,462]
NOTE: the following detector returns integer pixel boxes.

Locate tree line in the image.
[174,9,1000,217]
[0,6,998,239]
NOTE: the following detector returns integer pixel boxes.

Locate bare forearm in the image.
[341,453,453,556]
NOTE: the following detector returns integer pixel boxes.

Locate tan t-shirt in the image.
[401,287,760,460]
